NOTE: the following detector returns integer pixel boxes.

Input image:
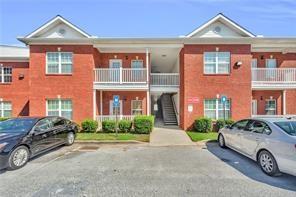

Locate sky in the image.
[0,0,296,46]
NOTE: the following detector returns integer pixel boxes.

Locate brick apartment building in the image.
[0,13,295,130]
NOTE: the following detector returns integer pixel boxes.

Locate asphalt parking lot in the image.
[0,142,295,197]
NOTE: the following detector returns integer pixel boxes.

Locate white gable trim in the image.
[186,14,255,38]
[26,15,92,38]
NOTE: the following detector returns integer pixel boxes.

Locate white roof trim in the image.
[186,13,255,38]
[25,15,92,38]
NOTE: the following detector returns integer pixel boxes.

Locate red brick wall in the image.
[180,44,252,130]
[0,61,30,116]
[95,91,147,115]
[99,53,147,68]
[29,45,95,122]
[286,90,296,114]
[252,52,296,68]
[252,90,282,115]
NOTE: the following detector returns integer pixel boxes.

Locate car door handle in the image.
[42,134,47,138]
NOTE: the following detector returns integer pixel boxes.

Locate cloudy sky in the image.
[0,0,295,45]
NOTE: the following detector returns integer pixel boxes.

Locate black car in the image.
[0,116,78,170]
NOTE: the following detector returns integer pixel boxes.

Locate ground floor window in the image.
[265,99,276,115]
[0,101,12,117]
[204,99,231,120]
[131,100,143,115]
[47,99,72,119]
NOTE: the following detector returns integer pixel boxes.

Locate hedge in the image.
[215,119,235,132]
[102,120,116,133]
[194,117,212,133]
[133,115,154,134]
[0,117,9,121]
[118,119,132,133]
[81,119,98,133]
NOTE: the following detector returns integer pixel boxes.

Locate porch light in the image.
[236,61,242,67]
[216,47,219,52]
[270,55,274,59]
[57,95,61,99]
[114,55,117,59]
[270,96,273,99]
[57,47,61,51]
[0,98,2,102]
[216,94,220,99]
[136,97,139,100]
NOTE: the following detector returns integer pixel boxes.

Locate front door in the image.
[109,59,122,82]
[109,100,123,115]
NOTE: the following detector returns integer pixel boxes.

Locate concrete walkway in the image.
[150,126,195,146]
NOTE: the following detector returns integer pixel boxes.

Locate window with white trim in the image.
[265,99,276,115]
[251,59,257,68]
[266,59,277,68]
[46,52,73,74]
[47,99,72,119]
[0,101,12,117]
[131,100,143,115]
[0,67,12,83]
[204,99,231,120]
[131,60,143,68]
[204,52,230,74]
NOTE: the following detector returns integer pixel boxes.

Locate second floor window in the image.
[204,52,230,74]
[0,67,12,83]
[46,52,73,74]
[0,101,12,117]
[266,59,277,68]
[131,60,144,68]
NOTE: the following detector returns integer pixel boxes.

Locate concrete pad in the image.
[150,127,195,146]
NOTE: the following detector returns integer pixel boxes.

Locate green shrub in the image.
[81,119,98,133]
[133,115,154,134]
[194,117,212,132]
[214,119,235,132]
[0,117,9,121]
[102,120,116,133]
[118,120,132,133]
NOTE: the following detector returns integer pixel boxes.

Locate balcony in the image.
[252,68,296,89]
[150,73,179,92]
[94,68,148,90]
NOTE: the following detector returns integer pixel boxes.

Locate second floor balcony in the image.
[252,68,296,89]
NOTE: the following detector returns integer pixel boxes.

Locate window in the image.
[0,67,12,83]
[204,52,230,74]
[265,99,276,115]
[46,52,72,74]
[275,121,296,136]
[246,120,272,134]
[0,102,12,118]
[251,59,257,68]
[47,99,72,119]
[131,60,143,68]
[266,59,277,68]
[231,120,249,130]
[204,99,231,120]
[131,100,143,115]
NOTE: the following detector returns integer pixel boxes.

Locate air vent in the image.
[214,26,221,33]
[59,28,66,35]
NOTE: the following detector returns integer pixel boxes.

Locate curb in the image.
[74,140,148,145]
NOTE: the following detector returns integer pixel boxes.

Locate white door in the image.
[109,100,123,115]
[109,59,122,82]
[252,100,257,115]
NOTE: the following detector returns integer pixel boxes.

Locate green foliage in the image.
[133,115,154,134]
[0,117,9,121]
[118,120,132,133]
[194,117,212,133]
[215,119,235,132]
[102,120,116,133]
[81,119,98,133]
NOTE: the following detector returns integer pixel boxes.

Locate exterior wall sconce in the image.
[260,55,264,60]
[236,61,242,67]
[125,55,128,60]
[114,55,117,59]
[260,96,263,100]
[18,73,25,80]
[270,55,274,59]
[57,47,61,52]
[57,95,61,99]
[215,47,219,52]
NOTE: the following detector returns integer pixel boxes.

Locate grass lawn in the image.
[186,132,218,142]
[76,133,150,142]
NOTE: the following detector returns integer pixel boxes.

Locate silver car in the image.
[218,118,296,176]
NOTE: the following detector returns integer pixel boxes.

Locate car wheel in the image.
[258,150,280,176]
[218,134,226,148]
[8,146,30,170]
[65,132,75,146]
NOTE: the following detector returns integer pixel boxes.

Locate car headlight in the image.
[0,142,8,151]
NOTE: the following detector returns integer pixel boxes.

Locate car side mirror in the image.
[225,125,232,129]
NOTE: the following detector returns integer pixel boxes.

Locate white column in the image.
[283,90,286,115]
[147,91,150,115]
[93,89,96,120]
[100,90,103,116]
[146,48,149,83]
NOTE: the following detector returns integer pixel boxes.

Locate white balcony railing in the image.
[94,68,147,84]
[96,115,135,122]
[252,68,296,83]
[150,73,179,86]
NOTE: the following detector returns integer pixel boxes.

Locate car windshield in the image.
[0,119,38,133]
[274,121,296,136]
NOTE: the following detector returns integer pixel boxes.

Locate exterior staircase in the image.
[160,93,178,125]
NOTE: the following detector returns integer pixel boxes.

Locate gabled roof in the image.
[186,13,256,38]
[25,15,92,38]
